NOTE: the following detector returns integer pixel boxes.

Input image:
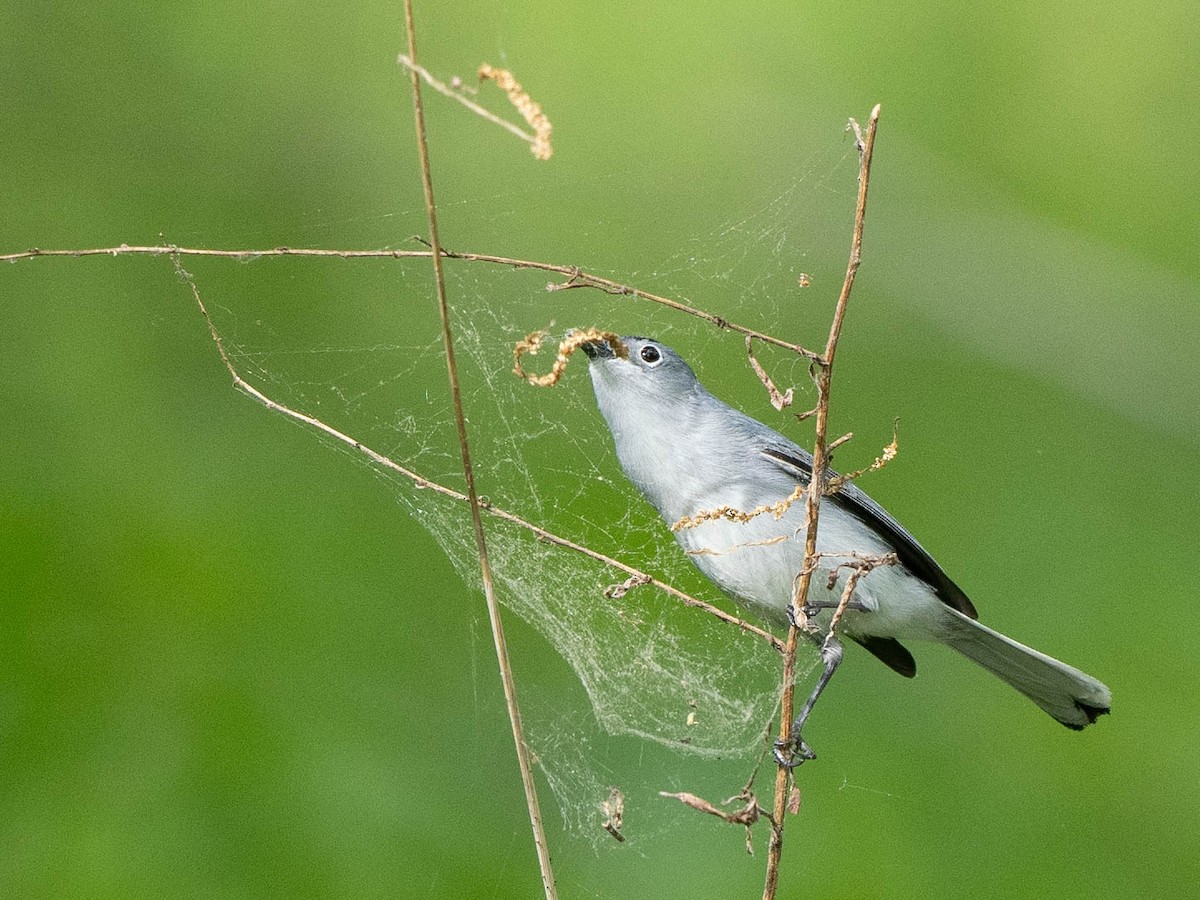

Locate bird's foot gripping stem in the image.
[773,634,845,768]
[790,598,869,627]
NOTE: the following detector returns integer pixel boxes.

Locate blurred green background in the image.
[3,1,1198,897]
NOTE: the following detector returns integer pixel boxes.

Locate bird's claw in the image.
[772,735,816,769]
[789,599,869,628]
[785,602,828,630]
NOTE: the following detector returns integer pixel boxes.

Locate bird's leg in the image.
[773,634,844,768]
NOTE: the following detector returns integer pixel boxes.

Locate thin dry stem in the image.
[827,424,899,493]
[402,4,556,896]
[1,244,819,359]
[398,54,551,158]
[763,104,881,900]
[745,335,795,411]
[513,328,627,386]
[545,267,822,360]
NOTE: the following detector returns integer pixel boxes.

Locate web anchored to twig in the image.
[5,18,887,895]
[172,254,785,653]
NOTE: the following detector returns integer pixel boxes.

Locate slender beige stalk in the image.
[402,2,557,896]
[762,104,881,900]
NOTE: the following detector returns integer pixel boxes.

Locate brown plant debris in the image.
[659,790,771,855]
[603,572,651,599]
[478,63,553,160]
[601,787,626,843]
[513,328,628,387]
[824,552,898,636]
[786,785,802,816]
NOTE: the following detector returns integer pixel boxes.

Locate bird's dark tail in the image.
[940,607,1111,728]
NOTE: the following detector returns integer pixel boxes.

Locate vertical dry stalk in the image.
[762,105,881,900]
[402,2,558,897]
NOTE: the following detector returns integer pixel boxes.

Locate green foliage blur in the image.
[3,2,1198,897]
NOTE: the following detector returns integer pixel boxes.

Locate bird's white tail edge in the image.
[940,607,1111,729]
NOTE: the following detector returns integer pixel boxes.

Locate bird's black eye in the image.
[640,345,662,366]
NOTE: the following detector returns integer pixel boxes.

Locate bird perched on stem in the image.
[580,334,1111,765]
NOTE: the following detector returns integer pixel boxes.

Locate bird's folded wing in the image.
[759,445,978,619]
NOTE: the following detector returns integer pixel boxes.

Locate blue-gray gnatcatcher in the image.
[580,335,1110,765]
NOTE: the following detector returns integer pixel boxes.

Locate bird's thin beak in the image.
[577,335,615,360]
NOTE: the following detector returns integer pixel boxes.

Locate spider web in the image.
[190,147,858,849]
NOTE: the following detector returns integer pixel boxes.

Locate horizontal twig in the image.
[1,243,821,359]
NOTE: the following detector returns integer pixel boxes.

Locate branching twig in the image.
[746,335,795,411]
[762,104,881,900]
[544,267,823,361]
[397,54,552,159]
[659,790,774,856]
[827,423,899,493]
